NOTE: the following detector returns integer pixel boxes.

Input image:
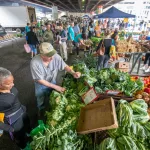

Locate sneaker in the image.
[140,65,146,70]
[145,68,150,73]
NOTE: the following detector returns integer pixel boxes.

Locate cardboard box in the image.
[117,68,129,73]
[77,98,118,134]
[115,62,129,69]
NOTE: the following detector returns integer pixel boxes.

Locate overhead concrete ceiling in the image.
[0,0,123,12]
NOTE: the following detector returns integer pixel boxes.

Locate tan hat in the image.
[39,42,56,57]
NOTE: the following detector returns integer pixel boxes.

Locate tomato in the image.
[144,80,148,87]
[135,76,139,80]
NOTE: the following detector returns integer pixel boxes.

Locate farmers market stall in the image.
[93,6,135,19]
[27,58,150,150]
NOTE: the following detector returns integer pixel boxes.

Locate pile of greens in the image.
[90,37,101,50]
[98,99,150,150]
[29,62,145,150]
[30,91,93,150]
[83,54,97,69]
[64,62,143,97]
[94,68,143,96]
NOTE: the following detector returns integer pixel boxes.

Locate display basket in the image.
[77,98,118,134]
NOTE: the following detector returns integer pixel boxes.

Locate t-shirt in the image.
[25,26,30,33]
[68,26,75,41]
[30,54,67,83]
[74,34,82,43]
[96,38,112,55]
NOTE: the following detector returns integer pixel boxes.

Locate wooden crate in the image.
[77,98,118,134]
[115,62,129,69]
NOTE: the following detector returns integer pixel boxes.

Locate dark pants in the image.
[144,53,150,66]
[75,42,80,55]
[13,113,31,149]
[97,54,110,70]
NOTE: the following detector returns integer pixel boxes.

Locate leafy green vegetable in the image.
[130,99,148,116]
[106,99,150,150]
[99,138,118,150]
[116,100,133,127]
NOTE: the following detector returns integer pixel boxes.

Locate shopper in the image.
[73,22,80,36]
[30,42,81,111]
[59,25,68,61]
[111,29,119,45]
[140,52,150,73]
[0,67,31,149]
[67,22,75,54]
[26,27,39,58]
[43,22,54,45]
[74,33,87,57]
[96,30,112,70]
[95,23,101,37]
[88,22,94,38]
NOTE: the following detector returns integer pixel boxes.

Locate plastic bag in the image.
[24,44,31,53]
[30,120,45,137]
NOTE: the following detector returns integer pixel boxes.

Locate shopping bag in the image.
[24,44,31,53]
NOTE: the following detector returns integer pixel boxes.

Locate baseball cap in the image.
[39,42,56,57]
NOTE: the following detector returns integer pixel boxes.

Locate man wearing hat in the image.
[43,22,54,45]
[30,42,81,111]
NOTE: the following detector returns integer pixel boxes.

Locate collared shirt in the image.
[73,25,80,34]
[30,54,67,83]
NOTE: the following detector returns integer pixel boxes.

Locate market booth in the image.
[29,59,150,149]
[93,6,135,19]
[92,7,150,75]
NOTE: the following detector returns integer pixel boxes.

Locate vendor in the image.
[0,67,31,149]
[30,42,81,111]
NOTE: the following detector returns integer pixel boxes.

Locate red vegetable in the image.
[135,76,139,80]
[144,88,150,94]
[147,84,150,88]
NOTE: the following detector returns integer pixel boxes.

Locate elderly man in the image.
[43,22,54,45]
[30,42,81,111]
[0,67,31,149]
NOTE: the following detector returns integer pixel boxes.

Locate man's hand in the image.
[73,72,81,78]
[54,85,66,93]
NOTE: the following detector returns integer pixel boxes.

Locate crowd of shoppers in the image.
[1,15,150,150]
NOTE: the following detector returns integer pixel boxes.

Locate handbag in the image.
[24,44,31,53]
[97,39,105,56]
